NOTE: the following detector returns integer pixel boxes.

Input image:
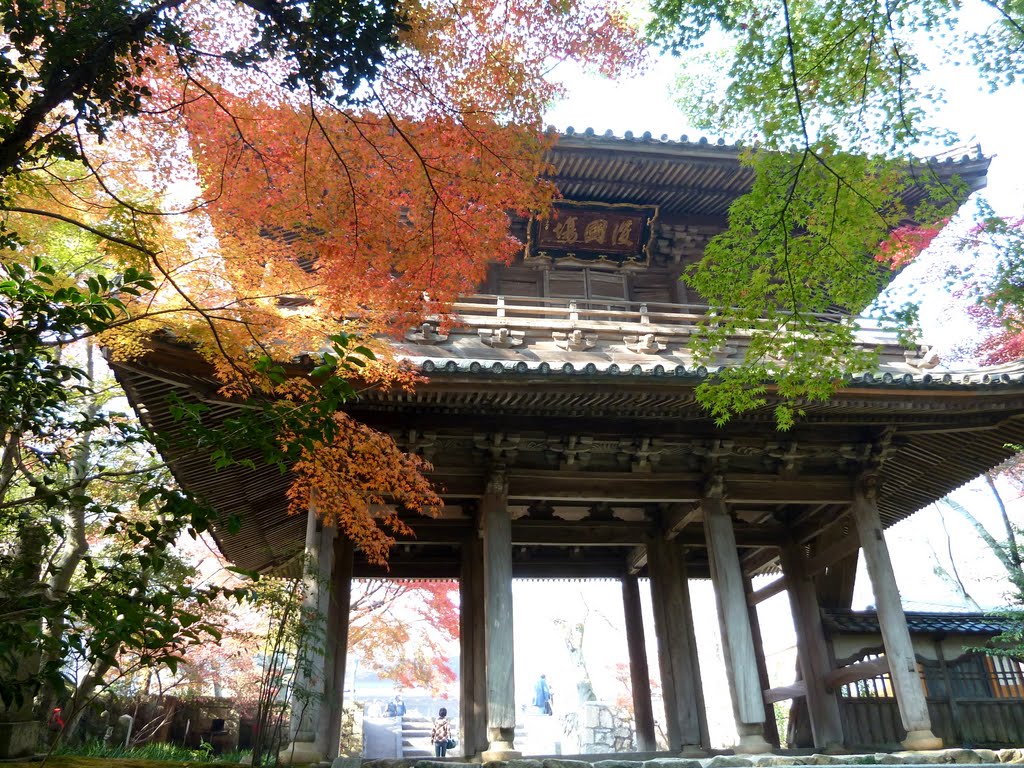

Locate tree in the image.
[645,0,1023,427]
[929,465,1024,658]
[2,0,643,554]
[0,268,250,735]
[348,579,460,692]
[2,2,641,746]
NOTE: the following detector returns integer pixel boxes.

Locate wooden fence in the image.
[837,652,1024,748]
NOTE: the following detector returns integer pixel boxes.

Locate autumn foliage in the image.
[874,221,947,270]
[349,579,460,691]
[0,0,643,562]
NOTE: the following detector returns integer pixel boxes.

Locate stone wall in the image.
[580,703,635,754]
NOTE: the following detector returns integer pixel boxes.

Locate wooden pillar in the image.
[851,475,942,750]
[622,574,656,752]
[322,536,355,759]
[777,543,844,750]
[646,535,707,753]
[934,639,959,744]
[461,528,488,758]
[281,506,337,765]
[744,577,781,749]
[481,468,520,759]
[702,486,772,754]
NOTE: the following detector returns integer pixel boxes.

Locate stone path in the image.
[337,747,1024,768]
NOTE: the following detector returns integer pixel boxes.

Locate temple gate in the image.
[111,134,1019,762]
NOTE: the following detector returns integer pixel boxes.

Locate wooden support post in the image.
[461,529,488,758]
[745,577,781,748]
[481,469,520,760]
[777,544,844,750]
[622,574,657,752]
[851,475,942,751]
[935,640,959,744]
[646,535,707,753]
[702,488,772,754]
[281,506,337,765]
[323,536,354,759]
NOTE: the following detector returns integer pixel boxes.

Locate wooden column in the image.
[481,468,520,759]
[461,528,488,758]
[777,543,844,750]
[646,535,707,753]
[702,487,772,754]
[744,577,781,748]
[322,536,355,759]
[281,506,337,765]
[851,476,942,750]
[622,574,656,752]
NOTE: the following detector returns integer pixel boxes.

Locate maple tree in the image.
[647,0,1022,427]
[348,579,459,691]
[2,0,643,554]
[2,0,641,748]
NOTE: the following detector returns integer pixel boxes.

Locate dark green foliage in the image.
[0,0,403,179]
[0,254,256,724]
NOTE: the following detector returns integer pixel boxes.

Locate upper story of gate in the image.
[393,132,990,379]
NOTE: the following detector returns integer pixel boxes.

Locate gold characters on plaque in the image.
[612,219,633,246]
[551,216,631,247]
[535,205,653,261]
[583,219,608,244]
[552,216,579,244]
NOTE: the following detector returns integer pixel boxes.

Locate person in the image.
[431,707,452,757]
[386,694,406,717]
[533,673,553,715]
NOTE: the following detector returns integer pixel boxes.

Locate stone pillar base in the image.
[0,720,41,759]
[278,740,324,765]
[734,731,773,754]
[482,739,521,761]
[679,744,707,758]
[901,729,943,751]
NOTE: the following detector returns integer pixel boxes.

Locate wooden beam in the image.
[512,519,654,545]
[726,478,854,505]
[805,532,862,577]
[626,545,648,575]
[763,681,807,704]
[779,543,844,748]
[664,502,701,539]
[823,656,890,690]
[747,576,787,605]
[432,469,855,505]
[623,575,657,751]
[400,517,784,547]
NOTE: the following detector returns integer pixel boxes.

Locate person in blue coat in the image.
[533,674,553,715]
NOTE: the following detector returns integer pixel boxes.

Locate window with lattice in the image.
[985,655,1024,699]
[839,653,896,698]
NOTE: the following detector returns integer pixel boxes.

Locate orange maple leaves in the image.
[106,0,645,563]
[287,413,442,566]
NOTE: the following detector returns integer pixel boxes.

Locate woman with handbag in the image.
[431,707,455,757]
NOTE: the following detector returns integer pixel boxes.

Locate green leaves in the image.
[645,0,997,425]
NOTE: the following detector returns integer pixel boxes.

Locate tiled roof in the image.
[408,355,1024,391]
[545,131,990,217]
[823,610,1017,636]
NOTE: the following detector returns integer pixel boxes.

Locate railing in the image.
[411,295,913,364]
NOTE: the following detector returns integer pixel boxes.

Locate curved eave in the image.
[111,340,1024,576]
[545,133,990,218]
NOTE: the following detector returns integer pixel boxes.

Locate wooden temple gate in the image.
[110,135,1024,763]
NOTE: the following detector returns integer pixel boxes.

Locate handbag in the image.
[445,738,457,750]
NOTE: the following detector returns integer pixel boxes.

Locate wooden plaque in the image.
[527,201,658,267]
